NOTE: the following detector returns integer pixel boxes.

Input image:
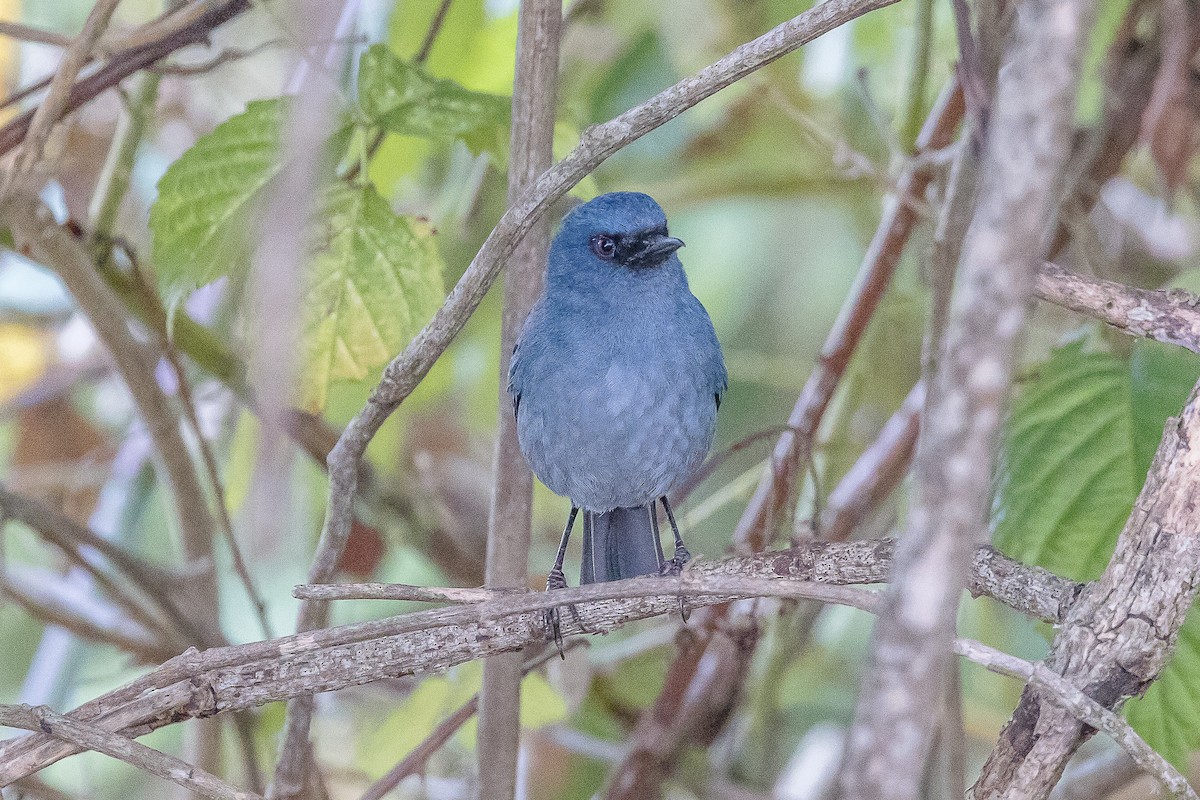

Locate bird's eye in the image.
[590,235,617,260]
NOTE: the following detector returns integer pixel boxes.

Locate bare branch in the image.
[0,568,171,663]
[0,539,1078,785]
[974,386,1200,796]
[0,704,262,800]
[2,0,121,195]
[4,196,222,648]
[479,1,562,797]
[820,382,923,541]
[838,0,1096,795]
[955,639,1198,800]
[1035,262,1200,354]
[0,0,252,157]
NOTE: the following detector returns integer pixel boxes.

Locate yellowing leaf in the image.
[0,324,47,403]
[299,183,446,411]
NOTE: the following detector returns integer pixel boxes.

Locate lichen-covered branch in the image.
[0,539,1077,786]
[837,0,1096,795]
[1036,262,1200,354]
[973,380,1200,798]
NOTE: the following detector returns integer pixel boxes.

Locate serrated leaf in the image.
[299,183,445,412]
[149,99,286,298]
[995,339,1200,771]
[357,44,509,154]
[992,344,1139,582]
[1126,607,1200,770]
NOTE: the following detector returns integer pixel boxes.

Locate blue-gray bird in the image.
[509,192,727,613]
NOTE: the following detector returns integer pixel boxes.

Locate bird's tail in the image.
[580,504,665,584]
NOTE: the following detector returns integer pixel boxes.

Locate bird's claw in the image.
[661,545,693,622]
[660,544,691,576]
[546,568,593,657]
[544,568,569,657]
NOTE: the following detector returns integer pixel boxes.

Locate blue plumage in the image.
[509,192,727,596]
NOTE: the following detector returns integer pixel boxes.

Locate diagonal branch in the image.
[0,0,252,157]
[0,704,261,800]
[973,380,1200,796]
[2,0,121,196]
[5,196,222,648]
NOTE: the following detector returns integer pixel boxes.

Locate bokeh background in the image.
[0,0,1197,798]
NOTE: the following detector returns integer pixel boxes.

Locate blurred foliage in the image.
[1,0,1199,797]
[994,273,1200,769]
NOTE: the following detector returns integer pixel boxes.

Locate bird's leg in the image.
[659,496,692,621]
[659,496,691,574]
[545,506,579,657]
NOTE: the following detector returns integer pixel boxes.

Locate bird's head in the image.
[550,192,685,277]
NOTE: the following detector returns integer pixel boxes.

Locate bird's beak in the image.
[631,234,685,267]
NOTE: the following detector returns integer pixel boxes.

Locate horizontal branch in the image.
[0,539,1076,784]
[1035,262,1200,353]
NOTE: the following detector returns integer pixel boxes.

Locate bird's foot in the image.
[661,545,693,622]
[544,568,590,657]
[660,544,692,576]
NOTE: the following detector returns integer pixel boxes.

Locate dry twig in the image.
[0,704,262,800]
[838,1,1095,795]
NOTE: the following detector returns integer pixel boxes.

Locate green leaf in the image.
[995,339,1200,770]
[992,343,1139,582]
[299,183,445,412]
[1126,607,1200,770]
[357,44,510,154]
[149,99,286,298]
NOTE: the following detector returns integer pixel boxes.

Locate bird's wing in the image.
[508,343,522,420]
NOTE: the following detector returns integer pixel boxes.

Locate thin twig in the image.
[358,641,581,800]
[340,1,454,183]
[2,0,122,197]
[0,568,172,663]
[0,704,262,800]
[414,0,454,63]
[955,639,1198,800]
[0,22,73,47]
